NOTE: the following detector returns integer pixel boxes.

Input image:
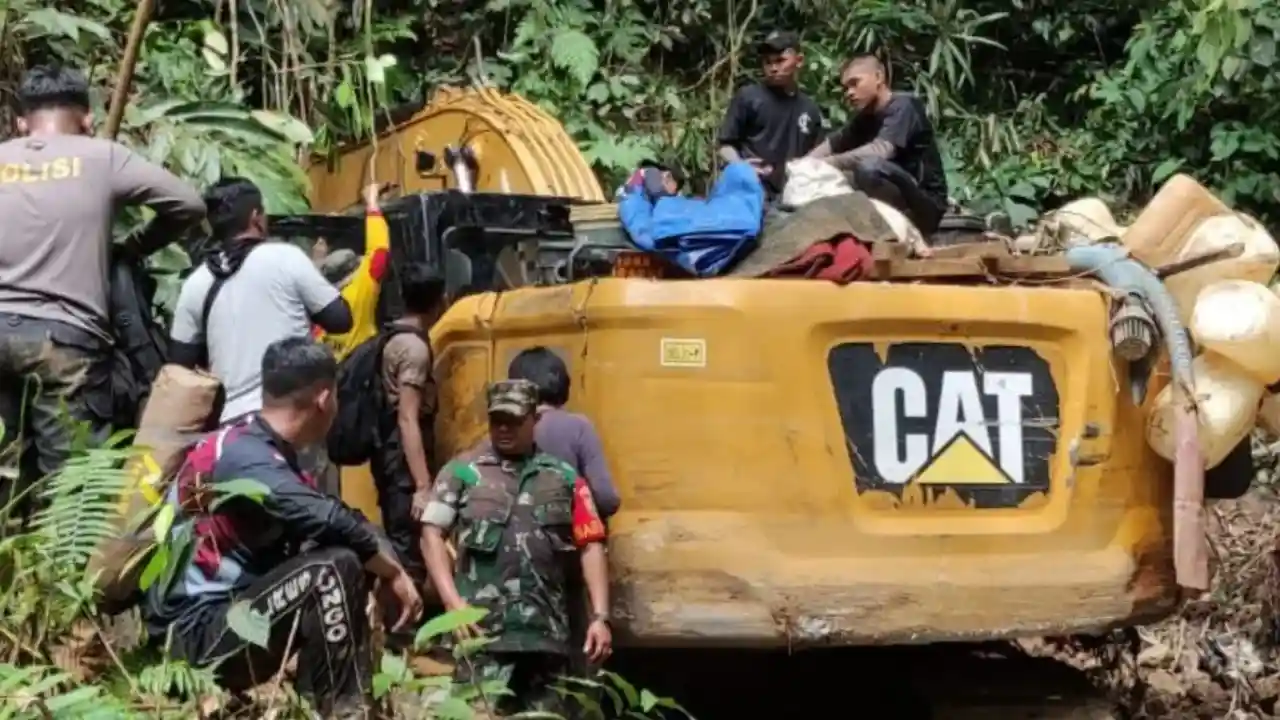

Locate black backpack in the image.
[108,254,170,430]
[327,324,427,466]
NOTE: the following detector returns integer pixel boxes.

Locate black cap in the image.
[760,30,800,54]
[638,156,686,187]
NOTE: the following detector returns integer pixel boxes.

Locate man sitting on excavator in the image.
[807,54,949,235]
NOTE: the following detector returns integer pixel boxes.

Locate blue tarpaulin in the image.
[618,162,765,277]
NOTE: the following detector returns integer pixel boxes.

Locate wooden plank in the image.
[871,242,910,260]
[868,254,1074,280]
[927,241,1010,260]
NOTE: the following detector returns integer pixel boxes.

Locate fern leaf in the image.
[550,29,600,86]
[32,442,135,575]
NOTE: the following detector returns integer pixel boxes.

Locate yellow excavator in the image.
[290,86,1249,716]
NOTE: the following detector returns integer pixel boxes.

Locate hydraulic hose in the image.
[1064,242,1208,593]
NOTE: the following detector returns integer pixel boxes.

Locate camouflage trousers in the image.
[454,651,568,718]
[0,313,112,514]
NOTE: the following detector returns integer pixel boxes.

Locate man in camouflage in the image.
[419,378,613,715]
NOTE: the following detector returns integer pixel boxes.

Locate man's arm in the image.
[825,98,920,171]
[168,274,209,368]
[716,88,752,166]
[825,138,895,171]
[240,455,386,557]
[576,420,620,518]
[284,244,354,333]
[572,476,610,617]
[109,142,206,258]
[398,387,433,491]
[420,464,468,611]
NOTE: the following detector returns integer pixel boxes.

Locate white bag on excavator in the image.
[781,157,853,208]
[89,364,222,613]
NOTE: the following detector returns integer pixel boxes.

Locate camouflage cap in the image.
[487,379,538,417]
[319,249,360,287]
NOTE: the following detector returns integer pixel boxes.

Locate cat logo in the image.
[828,342,1060,508]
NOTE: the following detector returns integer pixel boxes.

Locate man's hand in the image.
[310,237,330,264]
[411,488,430,521]
[445,601,485,641]
[363,182,394,210]
[583,617,613,663]
[746,157,773,177]
[387,570,424,632]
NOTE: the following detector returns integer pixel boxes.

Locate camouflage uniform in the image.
[422,379,607,715]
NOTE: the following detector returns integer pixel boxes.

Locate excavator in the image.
[283,86,1254,717]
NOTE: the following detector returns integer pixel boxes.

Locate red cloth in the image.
[571,476,607,547]
[761,234,873,284]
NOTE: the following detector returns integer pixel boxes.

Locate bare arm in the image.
[365,547,407,580]
[397,386,433,491]
[580,542,610,616]
[419,464,467,610]
[423,526,466,610]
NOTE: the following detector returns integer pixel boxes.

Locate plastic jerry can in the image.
[1190,280,1280,384]
[1146,351,1263,469]
[1122,173,1230,268]
[1049,197,1125,243]
[1163,212,1280,324]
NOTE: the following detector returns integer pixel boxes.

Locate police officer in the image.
[419,379,613,715]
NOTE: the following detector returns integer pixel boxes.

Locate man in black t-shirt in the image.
[717,31,824,196]
[808,55,949,234]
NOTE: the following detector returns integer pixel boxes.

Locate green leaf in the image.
[203,26,228,56]
[586,82,610,103]
[453,636,496,657]
[600,669,639,708]
[1222,55,1242,79]
[250,110,315,145]
[335,80,356,109]
[414,605,490,646]
[640,688,658,712]
[1252,34,1277,67]
[550,29,600,86]
[137,543,168,590]
[226,600,271,648]
[1152,157,1184,184]
[151,503,175,541]
[209,478,272,511]
[431,696,475,720]
[365,55,387,85]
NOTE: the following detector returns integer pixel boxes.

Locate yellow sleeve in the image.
[317,210,391,360]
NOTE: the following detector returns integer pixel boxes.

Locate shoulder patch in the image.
[445,460,483,487]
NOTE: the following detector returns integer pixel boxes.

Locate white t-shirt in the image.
[171,242,340,422]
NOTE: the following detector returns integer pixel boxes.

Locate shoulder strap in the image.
[198,242,265,338]
[199,274,231,338]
